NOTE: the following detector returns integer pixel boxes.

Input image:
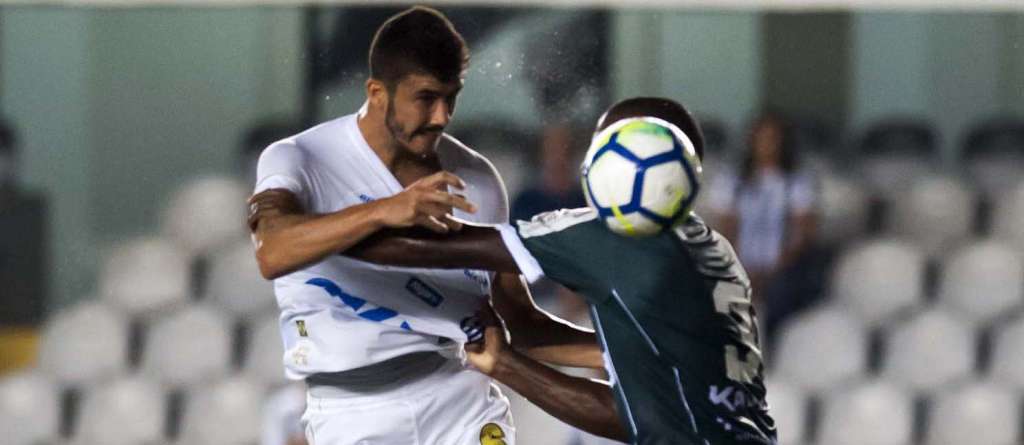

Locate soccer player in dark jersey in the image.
[348,97,778,445]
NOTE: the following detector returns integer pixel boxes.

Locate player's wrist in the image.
[490,346,522,379]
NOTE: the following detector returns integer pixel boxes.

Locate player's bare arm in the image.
[249,171,476,279]
[347,223,517,272]
[466,306,629,443]
[490,273,603,368]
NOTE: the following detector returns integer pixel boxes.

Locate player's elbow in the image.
[254,242,288,280]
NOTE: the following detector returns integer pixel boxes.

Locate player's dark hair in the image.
[597,97,705,160]
[368,6,469,90]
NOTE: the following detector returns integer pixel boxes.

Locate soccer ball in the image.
[581,117,702,237]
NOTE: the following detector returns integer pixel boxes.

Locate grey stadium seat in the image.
[243,313,287,388]
[764,379,806,445]
[773,305,868,392]
[160,175,250,256]
[141,305,233,387]
[207,239,276,317]
[38,300,128,386]
[178,378,263,445]
[992,180,1024,253]
[74,376,166,445]
[831,239,925,326]
[0,372,60,445]
[817,380,913,445]
[990,317,1024,388]
[888,175,976,257]
[818,173,871,245]
[925,381,1018,445]
[99,236,190,316]
[882,308,975,392]
[937,240,1023,324]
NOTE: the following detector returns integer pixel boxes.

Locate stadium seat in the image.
[817,173,870,245]
[817,380,913,445]
[178,378,263,445]
[0,372,60,445]
[243,313,287,388]
[855,118,938,197]
[160,175,250,256]
[141,305,232,387]
[38,300,128,386]
[991,180,1024,252]
[881,308,975,392]
[990,317,1024,388]
[99,236,190,316]
[74,376,166,445]
[937,240,1023,324]
[772,305,868,392]
[962,117,1024,199]
[206,239,276,317]
[888,175,977,257]
[764,379,806,445]
[924,381,1018,445]
[831,239,925,326]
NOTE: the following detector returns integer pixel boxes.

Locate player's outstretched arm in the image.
[466,307,629,443]
[346,223,521,273]
[491,273,603,369]
[249,171,475,279]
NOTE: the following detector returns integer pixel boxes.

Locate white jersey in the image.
[254,112,509,379]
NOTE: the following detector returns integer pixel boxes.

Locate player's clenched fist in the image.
[374,171,477,233]
[464,304,509,376]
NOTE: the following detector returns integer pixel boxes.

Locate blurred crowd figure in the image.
[0,120,47,326]
[707,111,823,341]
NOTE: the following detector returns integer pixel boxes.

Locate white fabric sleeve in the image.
[496,223,544,284]
[253,140,308,199]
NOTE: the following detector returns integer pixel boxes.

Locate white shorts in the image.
[302,358,515,445]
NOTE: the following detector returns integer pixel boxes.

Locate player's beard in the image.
[385,96,441,157]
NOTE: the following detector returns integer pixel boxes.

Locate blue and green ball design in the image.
[581,117,703,237]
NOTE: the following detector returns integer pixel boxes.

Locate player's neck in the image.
[357,111,402,170]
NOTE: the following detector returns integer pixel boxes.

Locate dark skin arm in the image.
[348,226,604,369]
[248,171,474,279]
[466,306,630,443]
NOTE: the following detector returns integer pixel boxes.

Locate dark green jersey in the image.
[506,208,777,445]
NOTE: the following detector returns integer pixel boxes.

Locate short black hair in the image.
[597,97,705,160]
[369,6,469,89]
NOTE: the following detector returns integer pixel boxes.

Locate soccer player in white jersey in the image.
[247,7,602,445]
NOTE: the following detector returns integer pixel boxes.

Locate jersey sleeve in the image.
[254,140,310,202]
[497,208,609,295]
[438,135,510,224]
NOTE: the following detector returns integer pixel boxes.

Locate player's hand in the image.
[463,304,509,376]
[375,171,477,233]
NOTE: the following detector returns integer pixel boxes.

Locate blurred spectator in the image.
[510,124,586,223]
[0,120,47,324]
[707,111,821,340]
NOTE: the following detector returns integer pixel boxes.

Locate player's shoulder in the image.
[517,207,599,239]
[258,115,352,167]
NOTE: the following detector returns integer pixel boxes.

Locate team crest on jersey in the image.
[479,423,507,445]
[295,320,308,337]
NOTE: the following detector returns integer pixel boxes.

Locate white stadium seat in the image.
[243,314,287,387]
[773,305,868,392]
[817,380,913,445]
[74,376,166,445]
[925,381,1018,445]
[178,379,263,445]
[141,305,233,387]
[992,180,1024,253]
[160,175,250,256]
[38,301,128,386]
[99,236,190,315]
[882,308,975,392]
[764,379,806,445]
[937,240,1023,324]
[967,154,1024,201]
[206,239,276,317]
[857,153,935,198]
[0,372,60,445]
[818,173,871,245]
[888,176,976,257]
[990,317,1024,388]
[831,239,925,326]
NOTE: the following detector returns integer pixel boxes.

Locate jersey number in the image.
[712,281,762,384]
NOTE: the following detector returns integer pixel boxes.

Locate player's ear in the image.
[366,78,388,109]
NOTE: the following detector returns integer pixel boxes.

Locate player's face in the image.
[385,74,462,156]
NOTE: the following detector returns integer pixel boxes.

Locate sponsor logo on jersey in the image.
[479,423,507,445]
[405,277,445,307]
[357,193,375,203]
[709,385,767,412]
[306,278,412,331]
